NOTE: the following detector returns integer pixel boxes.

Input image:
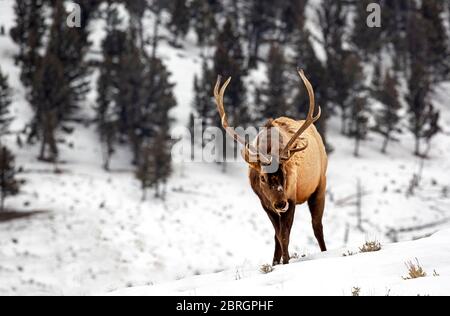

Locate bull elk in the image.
[214,70,328,265]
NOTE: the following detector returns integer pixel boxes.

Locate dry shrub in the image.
[403,259,427,280]
[260,264,274,274]
[360,240,381,253]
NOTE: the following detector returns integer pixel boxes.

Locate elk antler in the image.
[214,76,272,165]
[280,70,321,160]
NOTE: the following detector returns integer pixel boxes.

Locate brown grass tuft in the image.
[351,287,361,297]
[359,240,381,253]
[260,264,274,274]
[403,259,427,280]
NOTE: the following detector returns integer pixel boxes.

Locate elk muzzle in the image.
[274,200,289,213]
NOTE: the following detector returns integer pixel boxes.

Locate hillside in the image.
[0,0,449,296]
[109,229,450,296]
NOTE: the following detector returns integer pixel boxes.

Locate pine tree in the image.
[344,54,369,157]
[351,0,384,60]
[244,0,276,68]
[0,146,20,212]
[348,96,370,158]
[213,19,249,127]
[168,0,190,47]
[192,59,216,146]
[97,5,127,170]
[135,144,153,201]
[10,0,45,87]
[420,0,450,81]
[116,36,147,163]
[30,53,64,162]
[317,0,351,135]
[124,0,147,49]
[135,57,175,199]
[405,8,441,156]
[0,68,13,136]
[292,15,329,149]
[279,0,308,43]
[406,61,440,157]
[373,71,402,154]
[259,44,290,120]
[28,1,91,162]
[191,0,217,46]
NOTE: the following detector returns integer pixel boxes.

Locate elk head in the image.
[213,70,321,213]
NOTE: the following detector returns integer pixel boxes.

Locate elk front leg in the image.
[279,204,295,264]
[265,208,282,265]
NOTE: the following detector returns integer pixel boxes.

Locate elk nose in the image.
[274,201,288,212]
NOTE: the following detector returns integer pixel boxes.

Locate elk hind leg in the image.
[308,182,327,252]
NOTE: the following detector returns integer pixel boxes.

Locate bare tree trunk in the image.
[341,115,347,135]
[141,186,147,202]
[356,179,364,232]
[343,222,350,245]
[381,134,390,154]
[414,136,421,156]
[39,137,46,161]
[151,6,161,61]
[0,191,4,212]
[354,137,360,157]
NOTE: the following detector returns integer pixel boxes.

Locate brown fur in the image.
[247,117,328,265]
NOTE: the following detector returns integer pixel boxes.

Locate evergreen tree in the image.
[348,95,370,158]
[135,57,175,198]
[26,1,91,161]
[259,44,290,120]
[192,59,216,146]
[405,9,441,156]
[10,0,45,87]
[191,0,217,46]
[244,0,277,68]
[317,0,351,135]
[279,0,308,43]
[124,0,147,49]
[373,71,402,154]
[292,12,329,149]
[97,5,127,170]
[115,35,147,163]
[213,19,249,127]
[351,0,384,60]
[135,144,153,201]
[420,0,450,81]
[0,68,13,136]
[168,0,190,47]
[0,146,20,212]
[30,53,64,161]
[344,54,369,157]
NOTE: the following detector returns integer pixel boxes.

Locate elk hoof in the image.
[282,257,290,265]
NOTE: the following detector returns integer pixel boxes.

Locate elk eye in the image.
[260,175,266,183]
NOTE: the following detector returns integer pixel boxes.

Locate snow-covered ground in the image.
[0,0,449,295]
[109,229,450,296]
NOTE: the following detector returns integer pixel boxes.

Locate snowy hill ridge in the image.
[108,230,450,296]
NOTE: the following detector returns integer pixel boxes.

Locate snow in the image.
[108,229,450,296]
[0,0,449,295]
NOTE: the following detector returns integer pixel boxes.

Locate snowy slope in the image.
[109,229,450,296]
[0,0,449,296]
